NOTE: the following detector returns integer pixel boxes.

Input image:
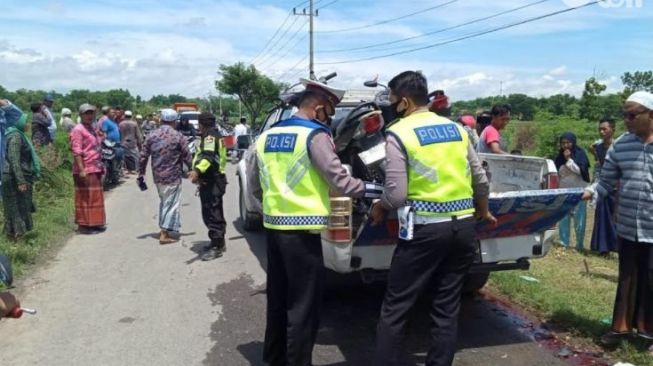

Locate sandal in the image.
[600,331,631,346]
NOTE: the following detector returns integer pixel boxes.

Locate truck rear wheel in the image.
[463,272,490,293]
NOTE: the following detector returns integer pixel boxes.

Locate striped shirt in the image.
[596,133,653,244]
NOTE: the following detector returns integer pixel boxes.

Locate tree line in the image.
[3,69,651,127]
[451,71,653,122]
[0,85,245,123]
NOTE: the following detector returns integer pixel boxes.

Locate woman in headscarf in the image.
[2,111,41,239]
[30,102,52,148]
[555,132,591,250]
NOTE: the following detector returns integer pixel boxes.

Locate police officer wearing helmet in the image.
[370,71,496,366]
[248,79,383,366]
[189,112,228,261]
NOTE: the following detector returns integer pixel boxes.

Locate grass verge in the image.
[0,133,74,280]
[490,245,653,365]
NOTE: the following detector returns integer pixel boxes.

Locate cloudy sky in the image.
[0,0,651,101]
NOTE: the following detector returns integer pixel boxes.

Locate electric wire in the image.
[254,15,302,67]
[316,0,338,10]
[317,1,599,65]
[276,54,310,81]
[316,0,457,34]
[250,12,294,65]
[261,32,309,73]
[253,0,324,67]
[258,18,310,69]
[318,0,551,54]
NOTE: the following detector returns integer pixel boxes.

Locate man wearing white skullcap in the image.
[138,108,192,244]
[60,107,76,134]
[584,91,653,348]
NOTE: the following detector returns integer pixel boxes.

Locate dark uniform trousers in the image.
[375,217,476,366]
[263,229,325,366]
[199,173,227,245]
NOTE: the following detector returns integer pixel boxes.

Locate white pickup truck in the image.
[237,99,583,291]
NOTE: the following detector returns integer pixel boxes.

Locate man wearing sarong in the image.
[139,109,191,245]
[70,104,106,235]
[119,110,142,175]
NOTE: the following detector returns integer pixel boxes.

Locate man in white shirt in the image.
[233,117,248,138]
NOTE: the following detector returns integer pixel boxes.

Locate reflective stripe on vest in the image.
[388,111,475,217]
[257,117,331,230]
[263,215,329,227]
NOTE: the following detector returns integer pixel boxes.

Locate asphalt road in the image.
[0,166,568,366]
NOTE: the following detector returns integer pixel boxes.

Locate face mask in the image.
[381,100,405,124]
[315,107,332,126]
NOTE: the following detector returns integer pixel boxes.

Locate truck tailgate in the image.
[476,188,584,240]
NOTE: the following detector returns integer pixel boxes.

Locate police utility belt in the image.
[397,206,473,241]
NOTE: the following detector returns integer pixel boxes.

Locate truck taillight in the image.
[545,173,559,189]
[324,198,352,243]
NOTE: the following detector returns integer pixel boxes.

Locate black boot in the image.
[214,238,226,254]
[201,239,225,261]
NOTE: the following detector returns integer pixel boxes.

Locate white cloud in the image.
[0,0,649,100]
[548,65,567,76]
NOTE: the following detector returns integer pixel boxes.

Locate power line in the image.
[258,17,308,68]
[250,12,294,65]
[258,19,309,69]
[316,0,457,34]
[316,0,338,10]
[317,1,599,65]
[284,66,310,83]
[277,54,310,81]
[254,15,301,67]
[318,0,551,54]
[249,0,316,65]
[261,33,309,73]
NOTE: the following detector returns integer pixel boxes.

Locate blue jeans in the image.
[559,201,587,250]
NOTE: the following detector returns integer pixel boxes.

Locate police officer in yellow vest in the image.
[189,112,228,261]
[370,71,496,366]
[248,79,383,366]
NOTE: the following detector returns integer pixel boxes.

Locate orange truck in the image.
[173,102,198,113]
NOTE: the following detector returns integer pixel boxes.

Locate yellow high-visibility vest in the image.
[387,111,474,217]
[256,118,331,230]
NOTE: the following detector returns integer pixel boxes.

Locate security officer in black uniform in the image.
[189,112,228,261]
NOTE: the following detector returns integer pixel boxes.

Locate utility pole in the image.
[218,91,223,118]
[294,0,317,80]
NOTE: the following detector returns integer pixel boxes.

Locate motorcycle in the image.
[0,254,36,318]
[101,139,120,188]
[231,134,253,164]
[315,76,390,226]
[186,135,197,155]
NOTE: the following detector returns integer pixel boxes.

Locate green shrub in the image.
[502,112,626,162]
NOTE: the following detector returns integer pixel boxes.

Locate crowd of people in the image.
[2,80,653,363]
[440,99,619,255]
[0,96,232,257]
